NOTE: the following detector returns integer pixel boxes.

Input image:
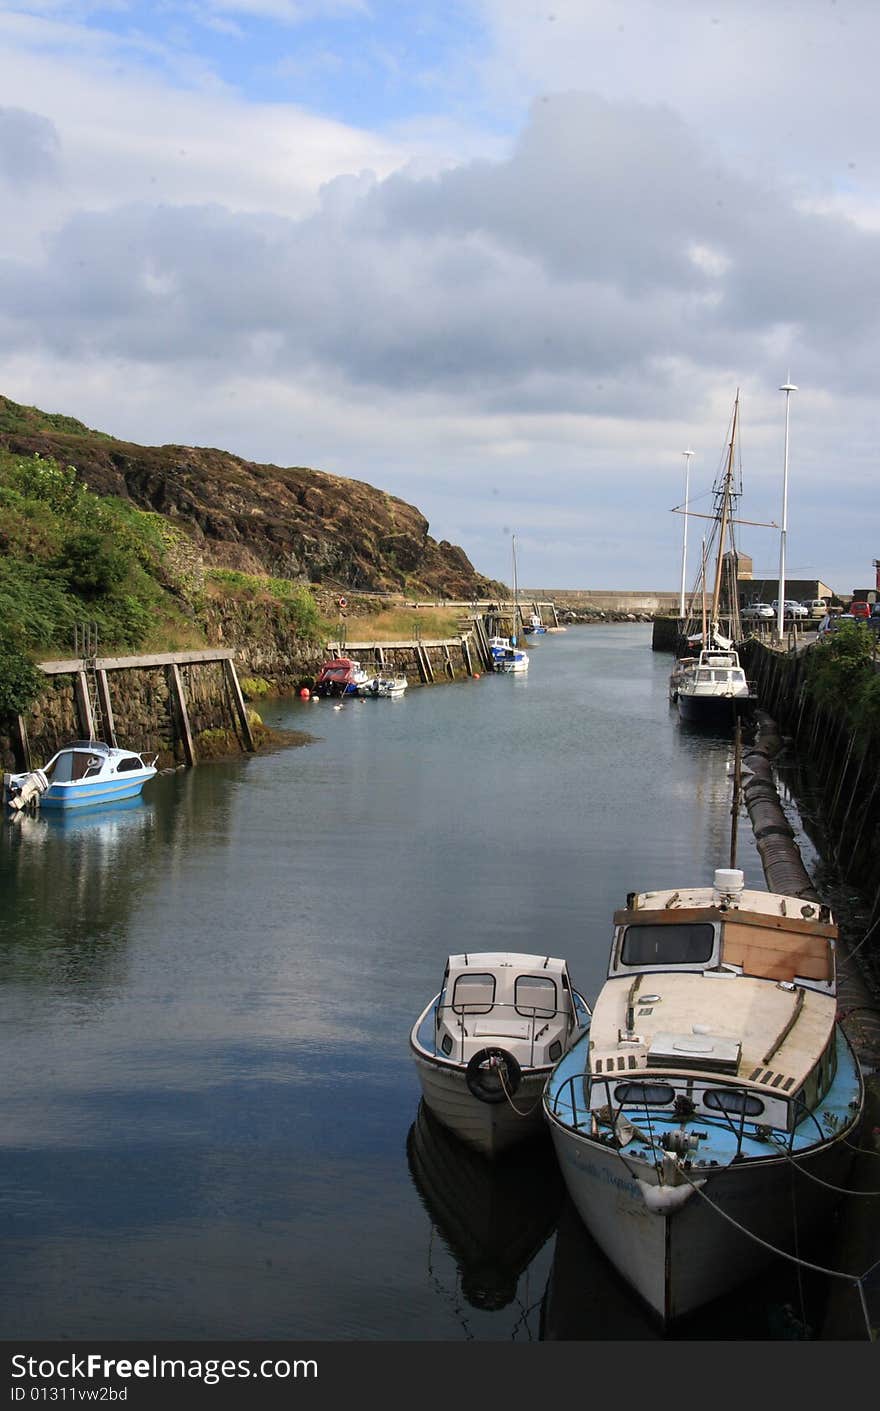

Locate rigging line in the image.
[677,1164,877,1321]
[788,1147,808,1337]
[765,1133,880,1197]
[837,909,880,972]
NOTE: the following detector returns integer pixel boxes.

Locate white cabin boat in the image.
[411,952,590,1158]
[543,868,863,1325]
[4,741,158,813]
[673,648,756,726]
[357,675,407,698]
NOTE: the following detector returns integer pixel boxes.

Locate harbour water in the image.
[0,625,864,1341]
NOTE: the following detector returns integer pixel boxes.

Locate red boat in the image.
[313,657,370,697]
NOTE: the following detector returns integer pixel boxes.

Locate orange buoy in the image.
[473,672,480,679]
[300,687,310,699]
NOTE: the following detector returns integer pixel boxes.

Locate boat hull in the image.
[677,692,755,726]
[411,1049,549,1158]
[40,773,156,808]
[545,1109,860,1324]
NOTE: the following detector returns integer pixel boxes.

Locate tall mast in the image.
[711,391,739,629]
[679,448,694,618]
[511,534,519,645]
[701,535,708,647]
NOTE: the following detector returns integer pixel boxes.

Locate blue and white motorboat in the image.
[543,867,864,1325]
[410,951,590,1158]
[4,740,158,813]
[523,613,547,636]
[488,636,529,674]
[357,674,407,698]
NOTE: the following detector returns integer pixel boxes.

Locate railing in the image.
[424,999,571,1068]
[545,1069,794,1161]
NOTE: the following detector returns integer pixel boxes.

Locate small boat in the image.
[543,867,864,1326]
[410,951,590,1158]
[674,647,757,726]
[494,643,529,674]
[313,656,371,697]
[357,674,407,698]
[487,635,529,674]
[523,613,547,636]
[4,740,158,813]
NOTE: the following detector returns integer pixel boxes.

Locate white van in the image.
[802,599,827,619]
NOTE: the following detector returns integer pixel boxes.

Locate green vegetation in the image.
[0,449,197,683]
[806,622,880,743]
[0,447,327,713]
[205,569,322,641]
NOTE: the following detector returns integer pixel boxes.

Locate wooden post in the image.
[414,646,428,683]
[73,671,95,739]
[95,669,117,746]
[551,601,560,627]
[168,663,196,765]
[444,645,454,678]
[15,715,32,772]
[420,644,435,683]
[462,637,473,676]
[223,659,255,752]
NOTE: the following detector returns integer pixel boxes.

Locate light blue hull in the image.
[41,776,154,810]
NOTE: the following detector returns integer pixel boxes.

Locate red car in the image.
[850,600,871,619]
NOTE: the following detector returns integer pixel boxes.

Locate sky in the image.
[1,1,878,592]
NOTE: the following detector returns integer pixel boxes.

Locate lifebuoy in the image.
[465,1047,521,1104]
[338,596,347,609]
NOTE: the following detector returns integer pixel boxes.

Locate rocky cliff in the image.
[0,395,504,599]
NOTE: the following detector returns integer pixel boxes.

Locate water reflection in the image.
[0,796,160,989]
[407,1101,562,1329]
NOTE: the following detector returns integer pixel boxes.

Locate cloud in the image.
[0,107,61,189]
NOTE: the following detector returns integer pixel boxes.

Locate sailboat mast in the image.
[710,392,739,629]
[511,534,519,644]
[701,536,708,646]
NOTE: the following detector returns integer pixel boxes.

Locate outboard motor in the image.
[6,768,49,812]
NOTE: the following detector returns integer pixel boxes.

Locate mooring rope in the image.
[498,1064,544,1118]
[608,1130,879,1339]
[678,1164,880,1341]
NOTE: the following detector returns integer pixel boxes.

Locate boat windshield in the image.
[620,923,715,966]
[48,750,103,784]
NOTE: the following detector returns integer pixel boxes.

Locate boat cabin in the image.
[42,742,151,781]
[682,649,749,694]
[586,870,841,1134]
[435,953,576,1068]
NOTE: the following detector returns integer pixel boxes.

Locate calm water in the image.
[0,626,845,1340]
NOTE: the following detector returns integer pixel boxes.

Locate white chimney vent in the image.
[714,868,744,902]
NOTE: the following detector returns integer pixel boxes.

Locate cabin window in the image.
[515,975,557,1019]
[441,1034,453,1056]
[620,923,715,966]
[116,757,144,773]
[452,973,495,1014]
[613,1082,675,1106]
[703,1090,765,1116]
[548,1040,562,1062]
[50,752,78,783]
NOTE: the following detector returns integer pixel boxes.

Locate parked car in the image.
[818,614,855,637]
[741,602,775,621]
[771,599,809,619]
[802,599,828,618]
[850,600,871,620]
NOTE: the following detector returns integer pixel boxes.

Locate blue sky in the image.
[1,1,879,590]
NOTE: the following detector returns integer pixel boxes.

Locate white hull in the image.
[412,1050,549,1158]
[545,1109,859,1324]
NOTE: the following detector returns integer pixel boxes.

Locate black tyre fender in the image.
[465,1047,521,1104]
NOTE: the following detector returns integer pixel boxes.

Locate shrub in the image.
[0,626,44,715]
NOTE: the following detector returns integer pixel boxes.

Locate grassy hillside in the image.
[0,446,321,711]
